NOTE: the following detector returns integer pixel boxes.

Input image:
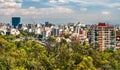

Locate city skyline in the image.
[0,0,120,24]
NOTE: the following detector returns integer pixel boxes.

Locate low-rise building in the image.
[11,28,20,35]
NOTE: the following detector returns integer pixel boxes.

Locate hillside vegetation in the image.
[0,35,120,70]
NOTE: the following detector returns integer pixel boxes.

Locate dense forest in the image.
[0,34,120,70]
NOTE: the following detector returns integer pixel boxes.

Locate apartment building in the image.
[89,23,116,51]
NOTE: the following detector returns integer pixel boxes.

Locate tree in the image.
[76,56,96,70]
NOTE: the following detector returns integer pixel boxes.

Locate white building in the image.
[35,28,41,34]
[11,28,20,35]
[0,24,7,35]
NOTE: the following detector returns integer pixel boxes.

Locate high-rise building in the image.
[89,23,116,51]
[12,17,20,28]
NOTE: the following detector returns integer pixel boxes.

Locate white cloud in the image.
[49,0,57,3]
[0,6,73,16]
[54,6,73,13]
[0,8,16,15]
[80,8,87,11]
[102,11,110,15]
[104,3,120,8]
[0,0,119,24]
[32,0,40,2]
[58,0,68,3]
[0,0,4,2]
[28,6,36,9]
[49,0,69,3]
[0,0,23,2]
[0,1,22,8]
[0,0,22,15]
[70,0,120,8]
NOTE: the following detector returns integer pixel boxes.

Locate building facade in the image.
[12,17,21,28]
[89,23,116,51]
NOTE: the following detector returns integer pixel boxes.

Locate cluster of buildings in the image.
[0,17,21,35]
[0,17,120,51]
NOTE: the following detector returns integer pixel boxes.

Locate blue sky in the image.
[0,0,120,24]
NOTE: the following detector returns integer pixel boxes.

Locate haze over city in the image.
[0,0,120,24]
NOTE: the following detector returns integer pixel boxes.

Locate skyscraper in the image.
[12,17,20,28]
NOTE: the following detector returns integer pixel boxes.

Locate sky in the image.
[0,0,120,24]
